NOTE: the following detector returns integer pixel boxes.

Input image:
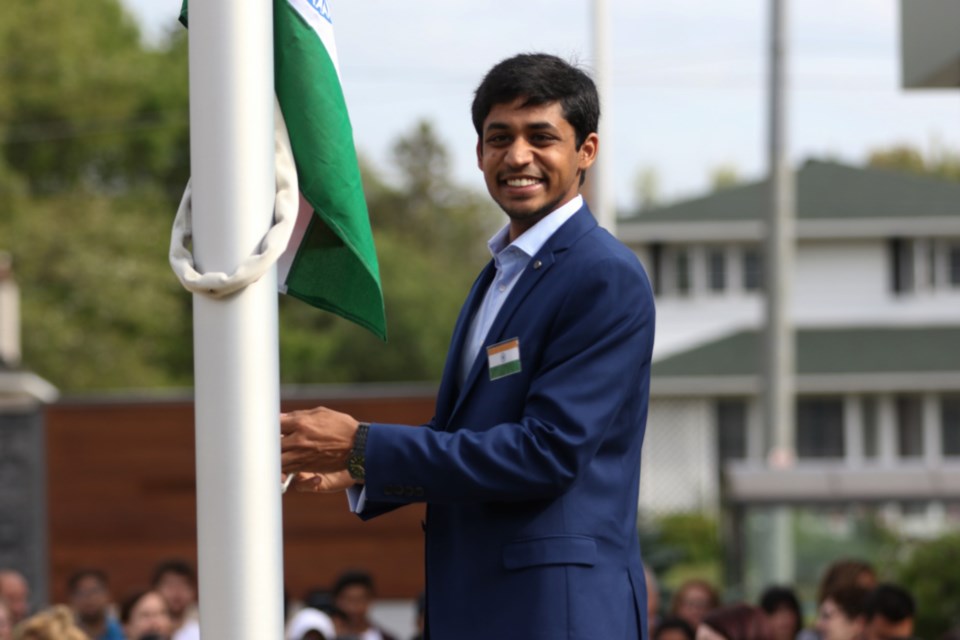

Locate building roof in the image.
[653,326,960,378]
[623,159,960,224]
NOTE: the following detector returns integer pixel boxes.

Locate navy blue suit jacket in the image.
[362,204,655,640]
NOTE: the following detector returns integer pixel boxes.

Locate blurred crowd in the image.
[0,562,414,640]
[0,556,950,640]
[646,558,944,640]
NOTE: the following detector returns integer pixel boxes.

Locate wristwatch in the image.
[348,422,370,482]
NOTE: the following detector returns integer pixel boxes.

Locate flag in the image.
[180,0,387,340]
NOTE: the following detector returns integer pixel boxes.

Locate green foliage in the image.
[867,143,960,182]
[640,512,723,594]
[896,532,960,639]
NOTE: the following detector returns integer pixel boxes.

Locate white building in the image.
[620,160,960,544]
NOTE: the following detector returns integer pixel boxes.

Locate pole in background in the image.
[187,0,285,637]
[764,0,797,585]
[591,0,616,235]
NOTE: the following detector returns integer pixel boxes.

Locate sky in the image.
[123,0,959,211]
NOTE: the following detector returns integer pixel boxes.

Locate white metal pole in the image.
[765,0,795,470]
[592,0,616,235]
[765,0,796,585]
[187,0,284,637]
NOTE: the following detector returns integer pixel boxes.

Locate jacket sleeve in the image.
[361,254,654,506]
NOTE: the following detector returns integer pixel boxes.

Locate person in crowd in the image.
[817,559,877,605]
[330,571,396,640]
[151,560,199,640]
[862,584,915,640]
[0,571,29,626]
[67,569,124,640]
[286,606,334,640]
[0,598,12,640]
[672,579,722,630]
[816,586,869,640]
[279,52,656,640]
[655,616,697,640]
[697,603,772,640]
[759,585,803,640]
[283,589,337,640]
[12,606,87,640]
[120,589,173,640]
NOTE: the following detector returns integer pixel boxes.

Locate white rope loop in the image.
[169,97,300,297]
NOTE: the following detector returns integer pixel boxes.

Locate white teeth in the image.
[506,178,539,187]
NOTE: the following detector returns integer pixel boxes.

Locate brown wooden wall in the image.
[44,386,436,605]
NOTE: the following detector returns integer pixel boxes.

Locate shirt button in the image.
[498,284,506,292]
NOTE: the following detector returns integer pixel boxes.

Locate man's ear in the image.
[578,132,599,171]
[476,138,483,170]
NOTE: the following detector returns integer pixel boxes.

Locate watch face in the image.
[348,456,365,481]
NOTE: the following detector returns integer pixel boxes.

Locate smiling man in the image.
[280,53,656,640]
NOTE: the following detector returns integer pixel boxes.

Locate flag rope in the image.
[169,97,299,297]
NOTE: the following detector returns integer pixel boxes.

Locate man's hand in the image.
[290,470,356,493]
[280,407,359,475]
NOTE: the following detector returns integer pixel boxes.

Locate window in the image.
[896,395,924,458]
[650,243,664,295]
[890,238,915,294]
[942,395,960,457]
[708,248,726,292]
[797,398,844,459]
[716,399,747,462]
[675,249,691,295]
[743,248,763,291]
[950,244,960,287]
[862,396,879,459]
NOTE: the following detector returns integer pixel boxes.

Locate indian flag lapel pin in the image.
[487,338,522,381]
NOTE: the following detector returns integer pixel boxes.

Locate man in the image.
[863,584,915,640]
[67,569,124,640]
[151,560,200,640]
[0,569,29,626]
[816,586,868,640]
[329,570,396,640]
[281,53,655,639]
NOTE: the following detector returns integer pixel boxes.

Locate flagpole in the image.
[592,0,616,235]
[187,0,285,637]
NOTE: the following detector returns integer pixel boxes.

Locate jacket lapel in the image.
[445,205,598,426]
[435,260,497,424]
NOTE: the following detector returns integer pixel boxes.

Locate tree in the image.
[896,532,960,639]
[867,143,960,182]
[632,166,660,213]
[709,163,741,191]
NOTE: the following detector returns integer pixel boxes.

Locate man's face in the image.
[816,598,863,640]
[334,584,371,625]
[126,592,173,639]
[71,575,110,622]
[477,98,597,239]
[155,573,195,618]
[864,614,914,640]
[0,572,29,624]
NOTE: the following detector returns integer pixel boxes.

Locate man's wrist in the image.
[347,422,369,482]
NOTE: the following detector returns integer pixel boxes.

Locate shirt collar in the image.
[486,195,584,260]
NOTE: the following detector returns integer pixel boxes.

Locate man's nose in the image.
[504,140,533,166]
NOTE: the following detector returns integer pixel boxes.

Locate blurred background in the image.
[1,1,959,639]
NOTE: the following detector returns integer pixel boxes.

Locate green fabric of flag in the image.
[180,1,386,340]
